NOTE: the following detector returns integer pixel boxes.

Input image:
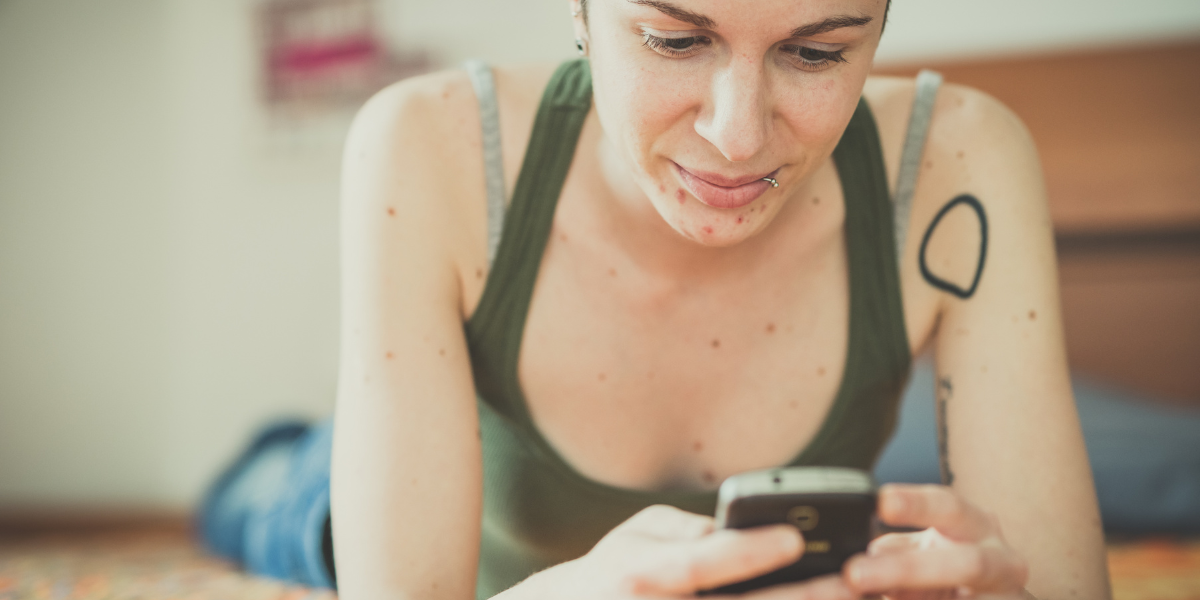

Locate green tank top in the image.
[464,59,912,599]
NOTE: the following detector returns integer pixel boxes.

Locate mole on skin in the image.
[1029,309,1037,320]
[712,339,721,348]
[386,352,394,359]
[693,440,704,452]
[387,207,395,216]
[676,189,686,204]
[817,366,826,376]
[736,216,744,224]
[766,322,776,333]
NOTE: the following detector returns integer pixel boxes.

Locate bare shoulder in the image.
[864,74,1051,350]
[341,67,495,312]
[343,68,484,237]
[862,74,1041,200]
[340,62,564,317]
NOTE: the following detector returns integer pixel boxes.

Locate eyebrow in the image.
[628,0,873,37]
[789,14,874,38]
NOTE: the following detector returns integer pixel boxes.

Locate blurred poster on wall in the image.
[260,0,430,115]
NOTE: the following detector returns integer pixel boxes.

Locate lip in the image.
[673,162,779,209]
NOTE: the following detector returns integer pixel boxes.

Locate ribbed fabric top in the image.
[463,59,912,599]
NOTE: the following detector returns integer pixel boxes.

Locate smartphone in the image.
[701,467,877,595]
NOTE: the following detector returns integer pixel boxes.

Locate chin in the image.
[654,196,772,249]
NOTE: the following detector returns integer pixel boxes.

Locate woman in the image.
[326,0,1109,597]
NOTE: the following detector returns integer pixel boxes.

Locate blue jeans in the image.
[199,364,1200,588]
[198,419,336,589]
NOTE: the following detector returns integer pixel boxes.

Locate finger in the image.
[878,485,997,542]
[866,532,922,556]
[712,574,860,600]
[617,504,715,541]
[845,545,1029,594]
[623,524,802,595]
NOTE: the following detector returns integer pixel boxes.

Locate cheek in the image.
[776,75,860,151]
[593,54,698,165]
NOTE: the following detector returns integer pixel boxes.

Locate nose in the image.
[693,56,770,163]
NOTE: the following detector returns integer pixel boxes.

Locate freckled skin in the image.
[386,352,394,359]
[766,322,776,333]
[711,339,720,348]
[475,268,483,279]
[439,348,446,356]
[817,366,826,376]
[586,11,871,249]
[387,207,395,216]
[692,441,704,452]
[1029,310,1037,320]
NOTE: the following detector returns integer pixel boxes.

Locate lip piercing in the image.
[762,177,779,188]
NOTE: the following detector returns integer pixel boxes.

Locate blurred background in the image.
[0,0,1198,517]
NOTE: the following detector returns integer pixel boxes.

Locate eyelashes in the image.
[641,33,848,72]
[780,44,848,68]
[641,33,712,57]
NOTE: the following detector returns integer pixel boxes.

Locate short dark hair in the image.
[579,0,891,33]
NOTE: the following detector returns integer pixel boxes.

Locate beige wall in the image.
[1,0,1198,509]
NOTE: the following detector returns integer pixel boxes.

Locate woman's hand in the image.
[505,504,859,600]
[845,484,1031,600]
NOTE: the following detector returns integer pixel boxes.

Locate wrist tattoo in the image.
[937,376,955,485]
[919,194,989,299]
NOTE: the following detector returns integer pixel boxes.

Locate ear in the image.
[570,0,588,43]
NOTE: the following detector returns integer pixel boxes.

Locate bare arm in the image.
[330,71,488,600]
[854,84,1104,600]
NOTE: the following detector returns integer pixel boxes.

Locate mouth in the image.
[672,162,780,210]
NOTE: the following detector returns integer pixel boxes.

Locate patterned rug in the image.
[0,528,1197,599]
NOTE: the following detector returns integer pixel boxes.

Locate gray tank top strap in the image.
[893,69,943,262]
[464,59,507,266]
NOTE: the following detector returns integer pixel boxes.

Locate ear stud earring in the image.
[575,37,588,56]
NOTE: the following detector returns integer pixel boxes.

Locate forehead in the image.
[597,0,887,34]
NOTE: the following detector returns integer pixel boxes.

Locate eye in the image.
[643,33,711,58]
[780,44,848,71]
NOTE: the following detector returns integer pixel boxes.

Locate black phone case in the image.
[701,492,876,594]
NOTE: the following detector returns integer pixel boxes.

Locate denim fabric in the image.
[875,361,1200,535]
[199,419,336,589]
